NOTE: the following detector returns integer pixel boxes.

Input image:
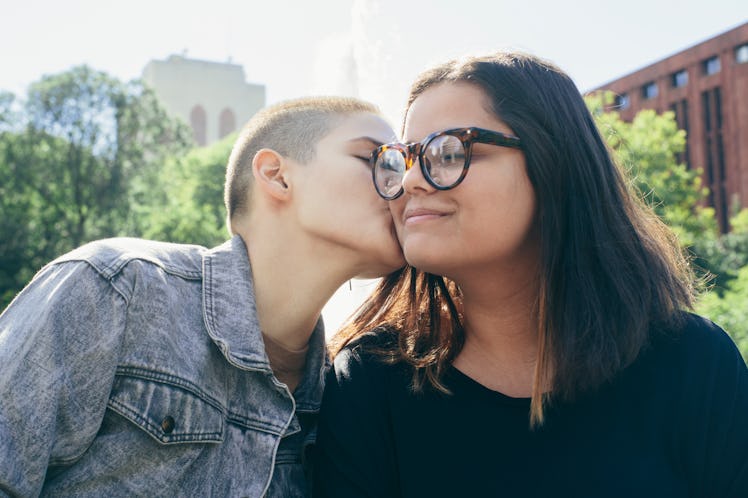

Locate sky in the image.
[4,0,747,125]
[3,0,747,330]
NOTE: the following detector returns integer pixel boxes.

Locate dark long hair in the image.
[332,52,695,426]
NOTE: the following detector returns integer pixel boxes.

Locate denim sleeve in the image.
[0,261,128,497]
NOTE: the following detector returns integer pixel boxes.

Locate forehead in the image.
[403,82,509,142]
[321,113,396,147]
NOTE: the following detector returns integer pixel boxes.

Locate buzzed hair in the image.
[224,96,379,230]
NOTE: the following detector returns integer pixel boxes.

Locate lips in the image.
[402,206,449,225]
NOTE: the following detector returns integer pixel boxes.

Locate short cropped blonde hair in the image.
[224,96,379,230]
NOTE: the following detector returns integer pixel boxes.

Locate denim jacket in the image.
[0,235,326,497]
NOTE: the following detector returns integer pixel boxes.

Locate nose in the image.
[402,156,435,195]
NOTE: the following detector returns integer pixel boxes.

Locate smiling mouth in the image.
[403,209,448,225]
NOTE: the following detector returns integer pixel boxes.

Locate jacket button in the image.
[161,416,175,434]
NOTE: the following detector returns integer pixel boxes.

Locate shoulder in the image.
[653,311,743,366]
[50,237,208,281]
[332,327,399,376]
[649,315,748,493]
[639,312,747,406]
[320,327,410,443]
[327,327,406,397]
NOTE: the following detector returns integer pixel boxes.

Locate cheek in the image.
[340,171,378,207]
[455,167,537,246]
[507,171,537,222]
[388,198,406,230]
[480,177,537,250]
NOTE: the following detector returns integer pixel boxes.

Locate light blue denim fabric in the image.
[0,235,326,497]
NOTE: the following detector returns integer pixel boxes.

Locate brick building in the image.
[592,22,748,231]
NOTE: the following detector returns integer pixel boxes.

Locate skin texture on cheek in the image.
[293,113,404,274]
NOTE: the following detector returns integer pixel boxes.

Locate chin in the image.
[356,253,406,279]
[403,249,450,276]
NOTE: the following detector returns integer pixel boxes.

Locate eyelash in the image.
[354,156,371,165]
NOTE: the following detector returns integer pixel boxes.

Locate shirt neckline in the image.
[446,364,533,407]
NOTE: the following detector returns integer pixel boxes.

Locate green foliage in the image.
[137,134,234,247]
[691,209,748,294]
[21,66,193,238]
[0,130,89,305]
[0,130,38,306]
[587,92,717,247]
[0,66,192,309]
[730,208,748,233]
[0,91,14,125]
[694,210,748,354]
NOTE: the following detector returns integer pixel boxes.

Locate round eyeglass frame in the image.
[370,127,523,200]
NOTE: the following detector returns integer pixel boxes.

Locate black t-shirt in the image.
[313,314,748,497]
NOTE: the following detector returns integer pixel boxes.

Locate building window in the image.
[614,93,630,110]
[702,87,727,232]
[703,56,721,75]
[642,81,658,100]
[190,105,207,146]
[670,99,690,168]
[736,43,748,64]
[671,69,688,88]
[219,108,236,139]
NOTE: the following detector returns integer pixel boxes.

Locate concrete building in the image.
[143,55,265,146]
[592,22,748,231]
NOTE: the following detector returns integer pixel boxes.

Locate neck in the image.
[461,269,539,357]
[235,221,358,351]
[451,263,541,397]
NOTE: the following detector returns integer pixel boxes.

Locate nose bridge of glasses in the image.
[401,142,420,170]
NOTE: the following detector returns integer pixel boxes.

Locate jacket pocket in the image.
[108,372,225,444]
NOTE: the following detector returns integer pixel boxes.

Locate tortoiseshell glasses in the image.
[370,127,522,200]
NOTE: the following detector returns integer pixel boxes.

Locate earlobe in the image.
[252,149,291,202]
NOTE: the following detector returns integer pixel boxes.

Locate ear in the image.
[251,148,291,203]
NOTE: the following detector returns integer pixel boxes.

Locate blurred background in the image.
[1,0,747,355]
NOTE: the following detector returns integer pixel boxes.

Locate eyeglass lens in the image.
[374,134,468,199]
[374,148,407,198]
[423,134,465,188]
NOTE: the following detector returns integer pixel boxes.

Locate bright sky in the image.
[5,0,747,123]
[3,0,747,330]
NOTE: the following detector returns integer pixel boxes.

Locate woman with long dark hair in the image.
[314,52,748,497]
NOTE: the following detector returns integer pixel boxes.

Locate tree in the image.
[21,65,193,238]
[587,93,717,248]
[691,209,748,294]
[0,130,38,306]
[0,66,192,309]
[0,91,14,124]
[137,133,235,247]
